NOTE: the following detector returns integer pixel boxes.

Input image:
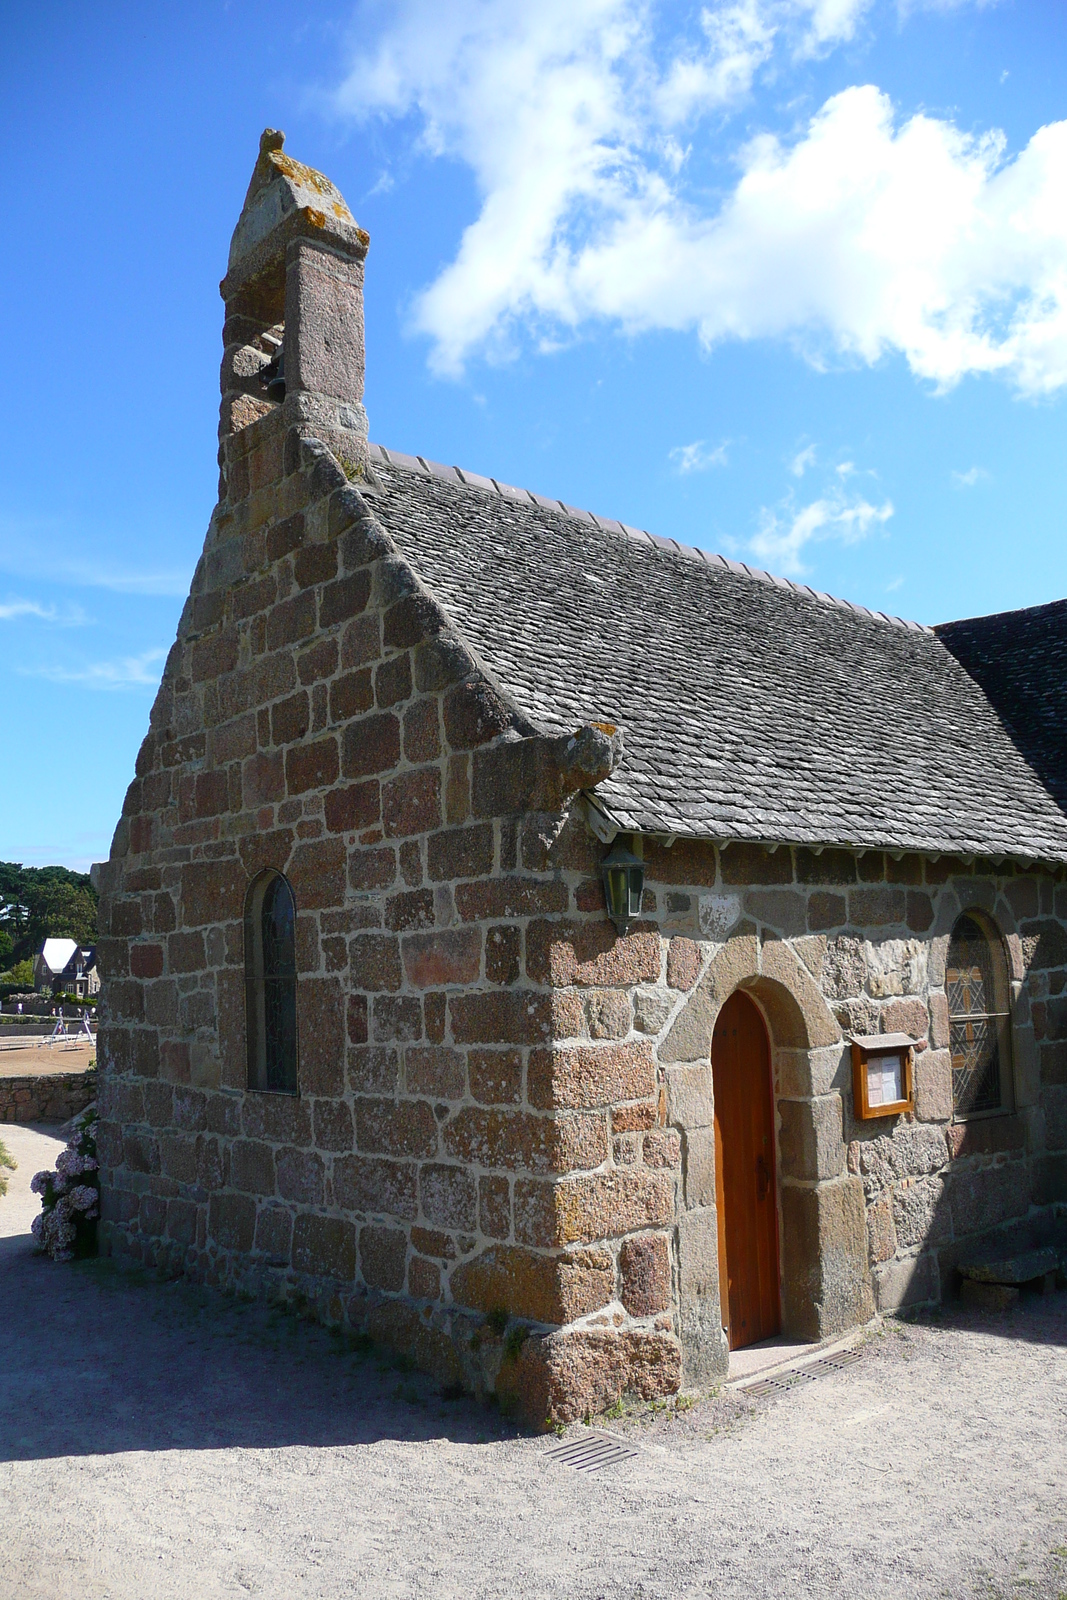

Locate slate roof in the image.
[366,444,1067,863]
[938,599,1067,816]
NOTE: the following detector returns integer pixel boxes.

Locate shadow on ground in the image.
[896,1284,1067,1352]
[0,1235,524,1463]
[2,1220,1066,1600]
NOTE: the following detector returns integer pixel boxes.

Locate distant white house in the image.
[34,938,99,998]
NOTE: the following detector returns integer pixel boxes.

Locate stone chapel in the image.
[93,131,1067,1426]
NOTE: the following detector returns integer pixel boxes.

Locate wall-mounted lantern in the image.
[851,1032,915,1119]
[601,837,645,937]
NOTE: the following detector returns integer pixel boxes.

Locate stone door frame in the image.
[661,935,874,1383]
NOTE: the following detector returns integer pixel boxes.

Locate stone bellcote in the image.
[218,129,370,489]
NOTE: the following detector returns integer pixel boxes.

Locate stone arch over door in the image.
[661,936,874,1379]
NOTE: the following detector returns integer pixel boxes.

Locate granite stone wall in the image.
[94,405,682,1424]
[631,837,1067,1358]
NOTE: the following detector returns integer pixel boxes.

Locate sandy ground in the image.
[0,1039,95,1076]
[1,1124,1065,1600]
[0,1121,66,1235]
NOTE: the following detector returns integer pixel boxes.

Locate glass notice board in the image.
[851,1036,914,1119]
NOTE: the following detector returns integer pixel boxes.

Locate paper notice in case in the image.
[867,1052,902,1107]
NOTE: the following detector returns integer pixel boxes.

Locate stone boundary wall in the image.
[0,996,51,1016]
[0,1071,95,1124]
[1,1005,97,1020]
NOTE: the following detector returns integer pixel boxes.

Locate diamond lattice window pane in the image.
[946,914,1008,1118]
[950,1016,1001,1115]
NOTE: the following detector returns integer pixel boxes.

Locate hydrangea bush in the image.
[31,1107,99,1261]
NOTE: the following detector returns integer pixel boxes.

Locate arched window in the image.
[946,912,1013,1119]
[245,871,298,1094]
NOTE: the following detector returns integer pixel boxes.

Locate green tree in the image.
[0,863,98,962]
[1,957,36,987]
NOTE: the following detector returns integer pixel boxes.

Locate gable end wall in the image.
[95,411,681,1423]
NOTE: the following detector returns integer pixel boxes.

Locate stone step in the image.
[960,1280,1021,1312]
[958,1247,1060,1286]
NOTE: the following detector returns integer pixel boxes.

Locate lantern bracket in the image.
[582,793,619,845]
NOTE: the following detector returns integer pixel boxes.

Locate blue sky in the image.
[1,0,1065,871]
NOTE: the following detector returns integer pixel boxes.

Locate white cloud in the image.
[750,490,893,574]
[898,0,999,15]
[652,3,776,125]
[24,648,168,692]
[790,444,817,476]
[337,3,1067,395]
[14,837,113,873]
[36,560,188,598]
[670,438,729,472]
[795,0,873,55]
[0,555,189,598]
[0,599,58,622]
[74,567,190,597]
[0,597,87,625]
[951,465,989,487]
[0,601,58,624]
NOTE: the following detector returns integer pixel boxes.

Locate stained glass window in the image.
[245,871,298,1093]
[946,913,1011,1119]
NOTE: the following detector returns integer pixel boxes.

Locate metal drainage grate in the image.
[544,1429,641,1473]
[812,1348,863,1374]
[740,1346,863,1399]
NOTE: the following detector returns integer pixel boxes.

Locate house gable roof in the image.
[366,444,1067,864]
[39,937,78,974]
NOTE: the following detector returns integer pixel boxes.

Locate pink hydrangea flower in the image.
[31,1114,100,1260]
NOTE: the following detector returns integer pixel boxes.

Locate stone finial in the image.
[225,128,367,289]
[218,130,371,481]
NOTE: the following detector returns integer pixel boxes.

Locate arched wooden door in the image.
[712,990,781,1350]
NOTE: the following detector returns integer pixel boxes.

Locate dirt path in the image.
[1,1153,1064,1600]
[0,1122,65,1240]
[0,1040,95,1075]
